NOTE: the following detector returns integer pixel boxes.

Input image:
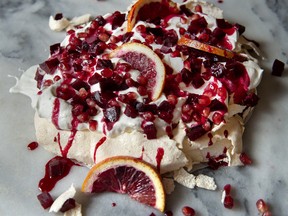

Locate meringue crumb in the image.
[162,178,175,194]
[195,174,217,190]
[64,203,82,216]
[221,190,226,204]
[49,14,91,32]
[174,168,196,189]
[49,184,76,213]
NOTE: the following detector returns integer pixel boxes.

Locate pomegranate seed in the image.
[86,98,96,107]
[212,112,223,125]
[77,32,88,38]
[108,43,117,50]
[43,79,53,87]
[182,104,193,114]
[181,113,192,123]
[145,35,155,44]
[217,87,227,98]
[203,120,211,131]
[170,50,181,58]
[202,107,210,117]
[101,68,113,78]
[125,78,136,87]
[223,184,231,195]
[127,92,137,100]
[263,211,272,216]
[192,112,201,122]
[77,113,89,122]
[137,75,148,86]
[195,5,203,13]
[224,195,234,209]
[78,88,88,98]
[256,199,269,213]
[136,24,146,33]
[89,120,98,131]
[138,86,147,96]
[141,112,155,121]
[179,27,186,35]
[239,152,252,165]
[198,95,211,106]
[116,63,131,72]
[109,35,119,43]
[53,75,61,82]
[180,16,188,24]
[98,32,110,42]
[167,95,178,105]
[182,206,195,216]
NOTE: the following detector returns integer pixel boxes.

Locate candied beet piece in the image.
[60,198,76,213]
[212,27,226,40]
[37,192,54,209]
[35,68,45,89]
[225,61,246,80]
[243,92,259,107]
[188,17,208,35]
[111,11,126,30]
[157,101,174,123]
[186,125,207,141]
[209,99,227,112]
[181,68,193,85]
[104,106,121,122]
[95,15,106,26]
[122,32,134,43]
[180,5,193,17]
[235,23,245,35]
[88,72,102,85]
[54,13,63,20]
[124,104,138,118]
[272,59,285,77]
[96,59,113,70]
[48,157,73,178]
[216,19,233,29]
[70,79,90,91]
[146,27,164,37]
[50,43,61,56]
[143,123,157,139]
[94,91,116,108]
[163,29,178,47]
[39,58,60,75]
[136,102,158,114]
[191,73,204,89]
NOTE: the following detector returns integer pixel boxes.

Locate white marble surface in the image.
[0,0,288,215]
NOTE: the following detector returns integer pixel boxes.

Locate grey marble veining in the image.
[0,0,288,216]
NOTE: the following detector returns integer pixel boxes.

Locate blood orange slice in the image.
[82,156,165,212]
[127,0,179,32]
[178,36,241,59]
[110,42,165,101]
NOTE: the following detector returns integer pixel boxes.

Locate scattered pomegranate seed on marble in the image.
[239,152,253,165]
[182,206,195,216]
[256,199,269,213]
[223,195,234,209]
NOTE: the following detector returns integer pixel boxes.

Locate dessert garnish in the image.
[82,156,165,212]
[271,59,285,77]
[9,0,266,214]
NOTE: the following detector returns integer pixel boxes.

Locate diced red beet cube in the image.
[186,125,207,141]
[37,192,54,209]
[39,58,60,75]
[271,59,285,77]
[142,122,157,139]
[60,198,76,213]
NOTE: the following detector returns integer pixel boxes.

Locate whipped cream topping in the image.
[11,0,263,174]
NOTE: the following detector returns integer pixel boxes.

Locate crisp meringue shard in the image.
[10,0,263,189]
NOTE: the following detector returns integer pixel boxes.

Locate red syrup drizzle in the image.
[93,137,107,163]
[52,98,60,129]
[208,133,213,146]
[139,147,145,160]
[224,129,229,138]
[27,141,39,150]
[38,156,76,192]
[156,147,164,172]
